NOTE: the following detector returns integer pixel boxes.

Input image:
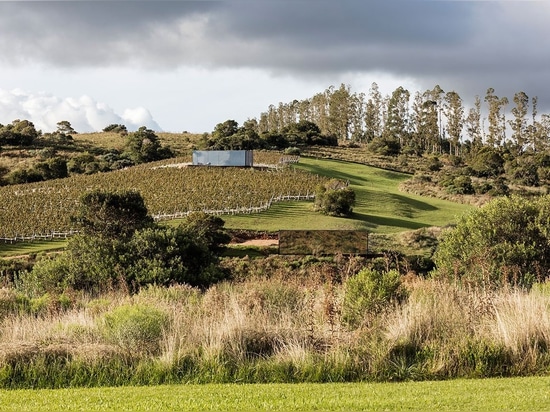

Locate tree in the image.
[444,91,464,156]
[103,124,128,134]
[465,96,482,151]
[411,91,438,154]
[383,86,410,150]
[124,224,228,289]
[178,211,231,255]
[33,194,231,293]
[434,195,550,288]
[212,120,239,140]
[469,146,505,177]
[56,120,76,134]
[328,84,353,141]
[349,91,366,142]
[508,91,529,155]
[364,82,383,143]
[125,126,171,163]
[484,88,508,147]
[314,179,356,217]
[0,119,39,146]
[72,190,153,239]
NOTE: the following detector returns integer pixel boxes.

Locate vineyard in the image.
[0,154,327,239]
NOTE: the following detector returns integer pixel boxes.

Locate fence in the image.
[0,229,80,244]
[152,192,315,221]
[1,192,316,243]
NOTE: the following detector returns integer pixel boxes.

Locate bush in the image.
[102,304,169,355]
[433,195,550,288]
[469,147,504,177]
[314,180,356,217]
[342,268,406,328]
[367,136,400,156]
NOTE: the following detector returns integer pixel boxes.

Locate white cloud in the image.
[0,89,161,133]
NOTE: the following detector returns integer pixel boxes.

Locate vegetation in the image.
[1,273,550,388]
[27,193,231,294]
[314,179,356,217]
[3,80,550,394]
[0,158,326,238]
[434,195,550,288]
[2,377,550,411]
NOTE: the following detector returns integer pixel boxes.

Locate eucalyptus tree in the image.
[411,91,427,153]
[310,91,330,136]
[534,114,550,152]
[465,96,483,151]
[364,82,383,143]
[284,100,300,126]
[349,91,366,142]
[444,91,465,156]
[298,98,313,123]
[412,90,439,153]
[258,112,269,134]
[383,86,410,149]
[328,84,353,141]
[429,85,445,142]
[525,96,546,152]
[508,91,529,155]
[484,88,508,147]
[261,102,283,132]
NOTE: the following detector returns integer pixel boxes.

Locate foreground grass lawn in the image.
[1,377,549,412]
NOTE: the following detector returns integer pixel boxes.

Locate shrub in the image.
[314,180,356,217]
[433,195,550,288]
[342,268,406,328]
[102,304,169,355]
[469,147,504,177]
[284,146,301,155]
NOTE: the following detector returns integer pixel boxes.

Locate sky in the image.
[0,0,549,134]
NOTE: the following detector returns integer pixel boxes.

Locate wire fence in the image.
[1,192,315,244]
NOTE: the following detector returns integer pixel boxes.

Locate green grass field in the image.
[1,377,549,412]
[222,157,471,233]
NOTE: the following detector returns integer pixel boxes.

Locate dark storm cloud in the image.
[1,1,549,110]
[0,1,474,69]
[0,1,216,66]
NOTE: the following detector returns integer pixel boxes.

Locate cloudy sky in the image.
[0,0,549,133]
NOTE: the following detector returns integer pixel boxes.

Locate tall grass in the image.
[0,261,550,388]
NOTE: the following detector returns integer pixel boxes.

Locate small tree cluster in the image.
[0,119,40,146]
[314,179,356,217]
[434,195,550,288]
[30,191,231,294]
[204,119,337,151]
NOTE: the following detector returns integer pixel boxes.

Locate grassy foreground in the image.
[1,377,549,412]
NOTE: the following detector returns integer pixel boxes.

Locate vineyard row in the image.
[1,193,316,243]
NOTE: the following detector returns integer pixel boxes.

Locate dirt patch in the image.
[231,239,279,247]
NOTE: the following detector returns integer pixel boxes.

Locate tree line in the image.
[252,83,550,157]
[0,121,173,185]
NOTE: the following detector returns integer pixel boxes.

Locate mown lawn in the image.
[1,377,549,412]
[223,157,471,233]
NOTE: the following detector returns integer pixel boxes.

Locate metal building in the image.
[192,150,254,167]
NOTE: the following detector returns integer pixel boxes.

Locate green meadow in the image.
[222,157,471,233]
[1,377,549,412]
